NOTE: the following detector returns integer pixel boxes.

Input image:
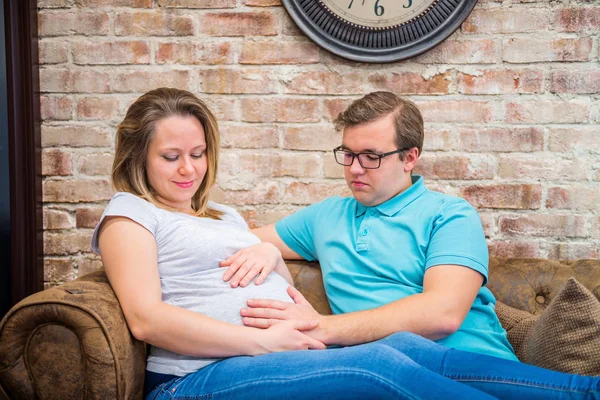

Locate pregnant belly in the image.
[161,268,293,326]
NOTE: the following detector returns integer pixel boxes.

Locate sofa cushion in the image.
[496,278,600,376]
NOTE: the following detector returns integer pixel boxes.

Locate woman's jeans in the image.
[147,332,600,400]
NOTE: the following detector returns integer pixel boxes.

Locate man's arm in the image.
[242,264,483,346]
[252,224,304,260]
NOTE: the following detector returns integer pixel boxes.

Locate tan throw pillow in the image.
[525,278,600,376]
[494,301,538,361]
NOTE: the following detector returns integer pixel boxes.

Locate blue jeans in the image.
[147,332,600,400]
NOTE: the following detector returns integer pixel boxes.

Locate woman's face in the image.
[146,115,208,213]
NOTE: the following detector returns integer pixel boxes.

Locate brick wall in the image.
[38,0,600,285]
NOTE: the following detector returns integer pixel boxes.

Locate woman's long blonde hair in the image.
[112,87,223,219]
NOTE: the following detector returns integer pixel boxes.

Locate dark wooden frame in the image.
[4,0,43,305]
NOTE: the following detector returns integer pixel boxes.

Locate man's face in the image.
[341,113,415,207]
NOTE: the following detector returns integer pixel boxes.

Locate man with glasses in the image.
[240,91,518,361]
[220,92,600,398]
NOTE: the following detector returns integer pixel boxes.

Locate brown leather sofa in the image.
[1,258,599,399]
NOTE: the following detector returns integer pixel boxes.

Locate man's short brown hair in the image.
[333,91,424,158]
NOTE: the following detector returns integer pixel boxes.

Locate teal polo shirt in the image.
[276,175,517,361]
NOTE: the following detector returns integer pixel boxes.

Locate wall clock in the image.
[282,0,478,63]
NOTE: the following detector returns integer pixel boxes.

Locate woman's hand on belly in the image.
[220,242,291,288]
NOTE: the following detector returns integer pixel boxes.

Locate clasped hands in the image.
[220,243,327,349]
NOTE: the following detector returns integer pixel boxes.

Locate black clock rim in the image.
[282,0,479,63]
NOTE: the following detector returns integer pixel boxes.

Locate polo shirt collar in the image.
[355,175,427,217]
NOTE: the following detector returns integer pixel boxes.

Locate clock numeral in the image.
[374,0,384,16]
[348,0,353,8]
[403,0,412,8]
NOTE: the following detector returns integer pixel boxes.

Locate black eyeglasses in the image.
[333,146,411,169]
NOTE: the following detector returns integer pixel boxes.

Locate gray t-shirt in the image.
[91,192,293,376]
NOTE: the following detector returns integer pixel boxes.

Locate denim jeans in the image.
[147,332,600,400]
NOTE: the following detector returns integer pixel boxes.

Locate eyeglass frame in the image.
[332,146,413,170]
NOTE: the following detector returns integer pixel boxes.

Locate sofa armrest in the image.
[0,270,146,400]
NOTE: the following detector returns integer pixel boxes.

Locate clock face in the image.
[282,0,479,63]
[321,0,438,29]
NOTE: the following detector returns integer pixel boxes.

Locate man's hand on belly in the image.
[241,286,329,343]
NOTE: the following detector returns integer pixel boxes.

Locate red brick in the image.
[42,149,73,176]
[415,40,497,64]
[283,18,304,36]
[551,70,600,94]
[272,154,321,178]
[285,71,365,95]
[43,179,113,202]
[499,214,587,238]
[498,156,585,180]
[42,125,112,148]
[240,40,319,64]
[546,187,600,211]
[44,258,77,282]
[38,0,71,7]
[503,38,593,63]
[240,98,320,123]
[282,182,350,204]
[556,8,600,32]
[199,12,277,36]
[199,68,277,94]
[208,98,238,122]
[77,97,120,120]
[548,126,599,153]
[546,243,599,260]
[243,0,281,5]
[488,241,540,258]
[478,212,495,238]
[462,9,549,33]
[76,0,152,6]
[423,129,454,152]
[458,69,543,94]
[77,255,104,277]
[72,41,150,65]
[43,209,74,230]
[414,155,495,180]
[158,0,236,7]
[417,100,493,123]
[79,153,114,176]
[461,184,541,209]
[44,231,93,255]
[457,127,543,152]
[76,207,105,228]
[323,98,354,122]
[39,40,69,64]
[220,125,278,148]
[40,69,112,93]
[593,217,600,240]
[237,153,274,177]
[239,207,294,229]
[38,11,110,37]
[212,182,282,205]
[40,95,74,120]
[114,70,190,93]
[115,12,194,36]
[323,154,344,179]
[157,41,234,65]
[506,100,590,124]
[283,126,341,151]
[369,72,451,95]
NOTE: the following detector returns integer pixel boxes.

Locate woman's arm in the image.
[98,216,324,357]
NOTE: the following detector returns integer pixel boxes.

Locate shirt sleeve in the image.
[425,199,489,285]
[275,199,332,262]
[90,192,159,254]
